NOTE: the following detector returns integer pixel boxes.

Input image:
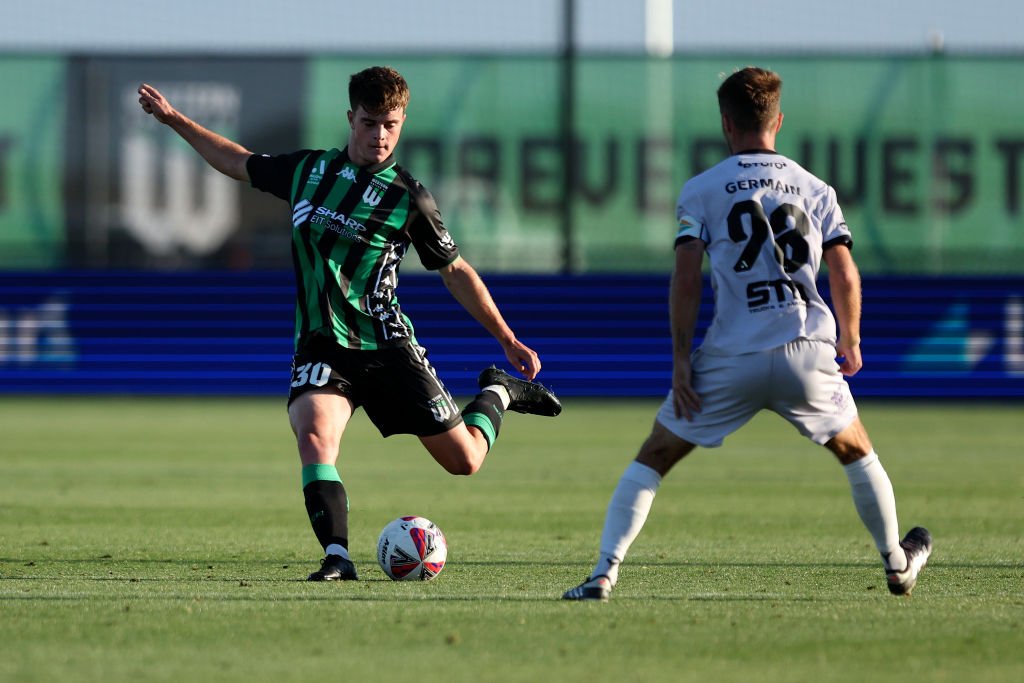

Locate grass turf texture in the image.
[1,397,1021,682]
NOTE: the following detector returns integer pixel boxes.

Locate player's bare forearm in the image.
[438,257,511,342]
[439,257,540,378]
[670,240,705,418]
[824,245,864,375]
[137,83,252,182]
[670,241,704,357]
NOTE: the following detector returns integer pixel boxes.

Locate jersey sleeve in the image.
[675,182,708,246]
[403,175,461,270]
[819,185,854,251]
[247,150,316,202]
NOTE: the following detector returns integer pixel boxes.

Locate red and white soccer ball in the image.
[376,516,448,581]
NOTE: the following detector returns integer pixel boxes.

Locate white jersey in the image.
[675,150,852,355]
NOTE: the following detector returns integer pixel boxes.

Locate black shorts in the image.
[287,334,464,438]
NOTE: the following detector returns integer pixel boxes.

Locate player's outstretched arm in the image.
[824,244,863,376]
[137,83,252,182]
[438,257,541,380]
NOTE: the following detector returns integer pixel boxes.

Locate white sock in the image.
[324,543,350,560]
[843,451,904,570]
[592,461,662,585]
[482,384,511,410]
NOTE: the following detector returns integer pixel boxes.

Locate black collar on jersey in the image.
[340,147,396,174]
[734,148,778,156]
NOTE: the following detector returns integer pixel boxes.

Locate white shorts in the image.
[656,339,858,448]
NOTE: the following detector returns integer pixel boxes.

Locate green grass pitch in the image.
[1,396,1022,682]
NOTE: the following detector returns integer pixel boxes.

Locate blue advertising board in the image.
[1,272,1021,399]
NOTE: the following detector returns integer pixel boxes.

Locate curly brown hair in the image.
[716,67,782,133]
[349,66,410,114]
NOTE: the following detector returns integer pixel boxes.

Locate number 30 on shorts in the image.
[291,362,332,388]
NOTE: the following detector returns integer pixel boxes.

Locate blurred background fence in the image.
[1,1,1022,398]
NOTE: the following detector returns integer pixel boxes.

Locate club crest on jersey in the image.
[362,178,388,207]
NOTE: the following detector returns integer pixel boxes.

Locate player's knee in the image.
[295,430,339,460]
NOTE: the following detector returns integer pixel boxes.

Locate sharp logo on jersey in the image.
[307,159,327,185]
[362,178,388,207]
[338,166,357,181]
[310,206,368,242]
[313,206,367,230]
[293,199,369,241]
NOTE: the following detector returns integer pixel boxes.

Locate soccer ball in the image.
[376,515,448,581]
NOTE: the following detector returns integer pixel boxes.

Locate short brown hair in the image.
[348,66,410,114]
[716,67,782,133]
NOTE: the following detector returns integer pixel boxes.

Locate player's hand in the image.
[502,339,541,381]
[138,83,177,125]
[671,360,701,420]
[835,338,863,377]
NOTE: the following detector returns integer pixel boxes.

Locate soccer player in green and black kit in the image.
[139,66,561,581]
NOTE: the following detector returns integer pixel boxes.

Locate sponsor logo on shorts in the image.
[830,388,849,412]
[428,394,454,422]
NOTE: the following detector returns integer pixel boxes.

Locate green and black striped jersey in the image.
[247,147,460,350]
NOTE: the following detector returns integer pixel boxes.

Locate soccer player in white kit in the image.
[563,66,931,601]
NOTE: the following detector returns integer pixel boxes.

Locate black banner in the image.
[64,56,306,269]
